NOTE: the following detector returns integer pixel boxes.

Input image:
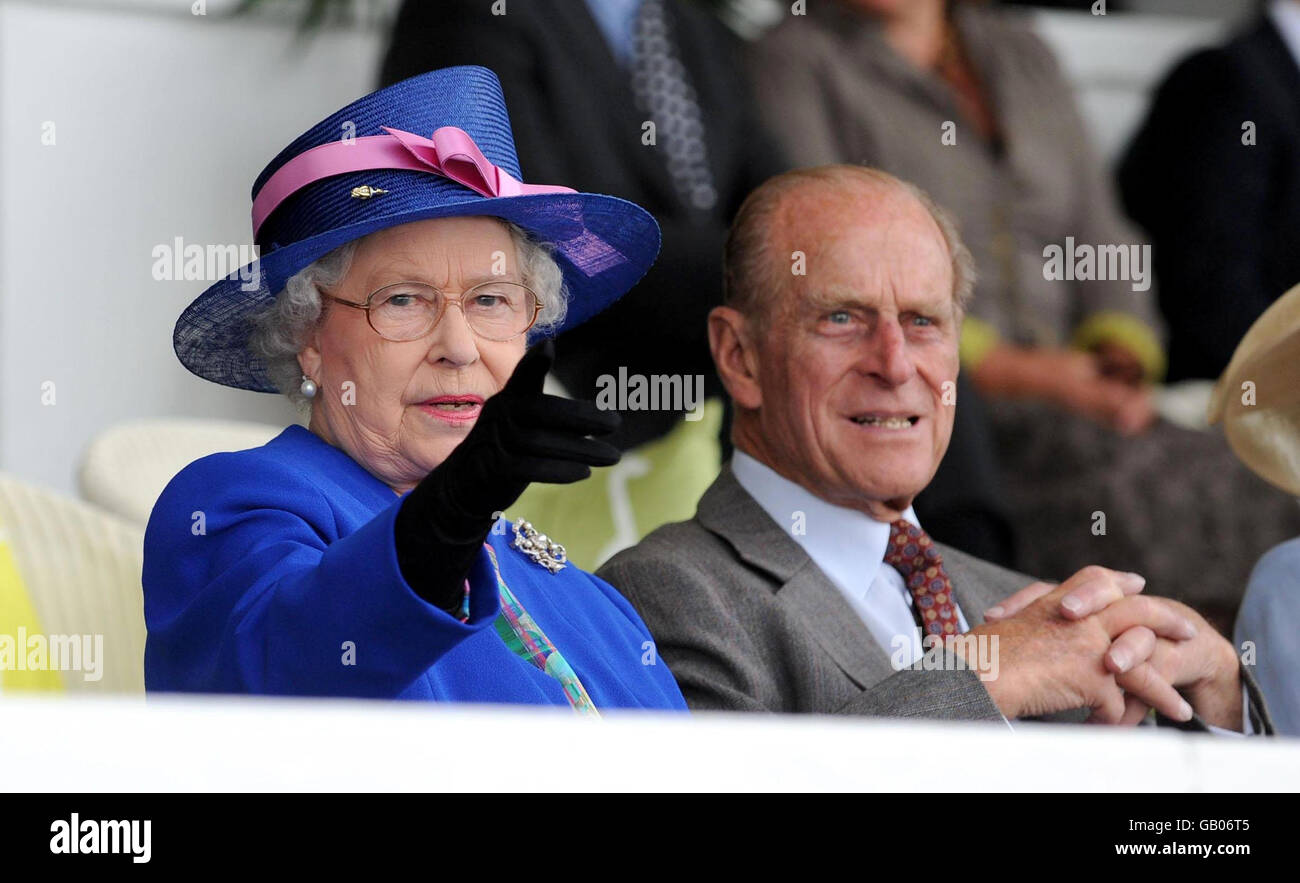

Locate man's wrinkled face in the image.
[746,185,960,515]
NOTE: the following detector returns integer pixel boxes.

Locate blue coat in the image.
[143,425,687,711]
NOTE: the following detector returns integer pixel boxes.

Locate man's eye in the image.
[911,315,934,327]
[827,310,852,324]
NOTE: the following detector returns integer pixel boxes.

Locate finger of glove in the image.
[513,456,592,486]
[502,339,555,397]
[510,429,622,467]
[510,395,620,436]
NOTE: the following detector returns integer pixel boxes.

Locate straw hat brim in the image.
[1208,282,1300,496]
[173,190,661,393]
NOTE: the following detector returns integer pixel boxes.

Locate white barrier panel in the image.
[2,693,1298,791]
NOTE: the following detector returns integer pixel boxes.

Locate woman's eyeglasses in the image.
[322,280,543,342]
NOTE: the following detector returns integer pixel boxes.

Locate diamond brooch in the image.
[511,519,568,574]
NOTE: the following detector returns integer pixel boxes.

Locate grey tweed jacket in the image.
[598,466,1273,732]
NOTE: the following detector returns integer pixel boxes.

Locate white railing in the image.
[2,693,1298,790]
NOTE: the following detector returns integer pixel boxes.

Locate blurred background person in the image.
[1210,282,1300,737]
[746,0,1300,628]
[1120,0,1300,383]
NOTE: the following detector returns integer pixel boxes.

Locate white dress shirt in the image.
[731,451,969,668]
[582,0,642,67]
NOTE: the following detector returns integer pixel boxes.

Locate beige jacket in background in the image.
[748,1,1163,372]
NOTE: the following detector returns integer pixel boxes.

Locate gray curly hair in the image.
[250,220,569,406]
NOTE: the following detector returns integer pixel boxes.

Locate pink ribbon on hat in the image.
[251,125,576,238]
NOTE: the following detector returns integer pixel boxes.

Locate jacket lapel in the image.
[695,466,899,690]
[779,564,901,690]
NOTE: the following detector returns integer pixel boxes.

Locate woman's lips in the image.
[416,395,483,424]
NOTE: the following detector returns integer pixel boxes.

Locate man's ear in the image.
[708,305,762,410]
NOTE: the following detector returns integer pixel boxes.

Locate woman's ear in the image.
[708,305,762,410]
[297,338,322,382]
[297,296,333,382]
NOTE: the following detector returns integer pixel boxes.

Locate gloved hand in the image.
[394,340,621,610]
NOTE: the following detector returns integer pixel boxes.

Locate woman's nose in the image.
[426,302,481,367]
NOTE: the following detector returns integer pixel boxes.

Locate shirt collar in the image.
[582,0,643,67]
[1270,0,1300,68]
[730,451,919,599]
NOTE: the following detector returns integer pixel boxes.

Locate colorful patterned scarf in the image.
[472,544,600,717]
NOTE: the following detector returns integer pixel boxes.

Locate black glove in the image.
[394,340,621,610]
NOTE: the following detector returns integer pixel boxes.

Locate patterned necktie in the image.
[883,519,962,638]
[629,0,718,213]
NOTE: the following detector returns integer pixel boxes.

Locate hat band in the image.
[250,125,575,239]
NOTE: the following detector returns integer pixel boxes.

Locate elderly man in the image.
[598,165,1270,732]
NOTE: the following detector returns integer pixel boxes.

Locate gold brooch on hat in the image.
[350,185,389,200]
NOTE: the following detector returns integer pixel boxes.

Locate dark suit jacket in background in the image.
[380,0,786,449]
[1120,15,1300,382]
[599,466,1274,732]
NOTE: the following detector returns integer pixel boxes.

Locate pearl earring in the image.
[299,374,317,399]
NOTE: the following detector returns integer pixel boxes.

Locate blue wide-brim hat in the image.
[174,66,662,393]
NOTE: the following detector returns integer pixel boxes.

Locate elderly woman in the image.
[143,67,686,713]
